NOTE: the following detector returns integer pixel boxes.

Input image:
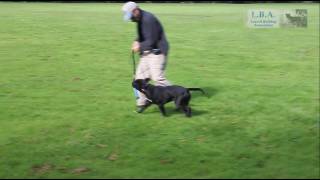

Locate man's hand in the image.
[132,41,140,53]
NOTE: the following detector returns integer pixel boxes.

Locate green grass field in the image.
[0,2,319,178]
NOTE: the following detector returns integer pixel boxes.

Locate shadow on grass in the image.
[169,108,209,117]
[146,106,209,118]
[191,109,209,117]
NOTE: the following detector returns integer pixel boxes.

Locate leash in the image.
[132,50,136,76]
[131,51,139,99]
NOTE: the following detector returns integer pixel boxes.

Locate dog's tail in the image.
[187,88,207,96]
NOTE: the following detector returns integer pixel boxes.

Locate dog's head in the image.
[132,78,151,92]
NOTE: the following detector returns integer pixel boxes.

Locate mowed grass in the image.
[0,2,319,178]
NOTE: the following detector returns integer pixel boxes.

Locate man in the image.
[122,2,171,113]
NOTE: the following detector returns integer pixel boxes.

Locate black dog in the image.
[132,79,206,117]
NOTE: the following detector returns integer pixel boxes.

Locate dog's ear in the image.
[145,78,151,83]
[140,79,150,89]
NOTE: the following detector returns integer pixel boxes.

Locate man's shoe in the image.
[135,103,152,113]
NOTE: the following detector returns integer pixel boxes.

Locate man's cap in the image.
[122,1,138,21]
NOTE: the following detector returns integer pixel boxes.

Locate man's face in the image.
[131,8,140,22]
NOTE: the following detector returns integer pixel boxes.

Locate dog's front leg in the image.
[158,105,167,117]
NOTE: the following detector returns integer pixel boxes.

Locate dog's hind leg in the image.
[174,96,183,111]
[182,106,192,117]
[158,105,167,117]
[179,93,192,117]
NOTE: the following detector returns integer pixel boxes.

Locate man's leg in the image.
[135,55,151,112]
[148,54,171,86]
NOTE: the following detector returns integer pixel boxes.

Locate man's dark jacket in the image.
[136,10,169,56]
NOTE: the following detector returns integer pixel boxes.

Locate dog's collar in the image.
[141,89,153,103]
